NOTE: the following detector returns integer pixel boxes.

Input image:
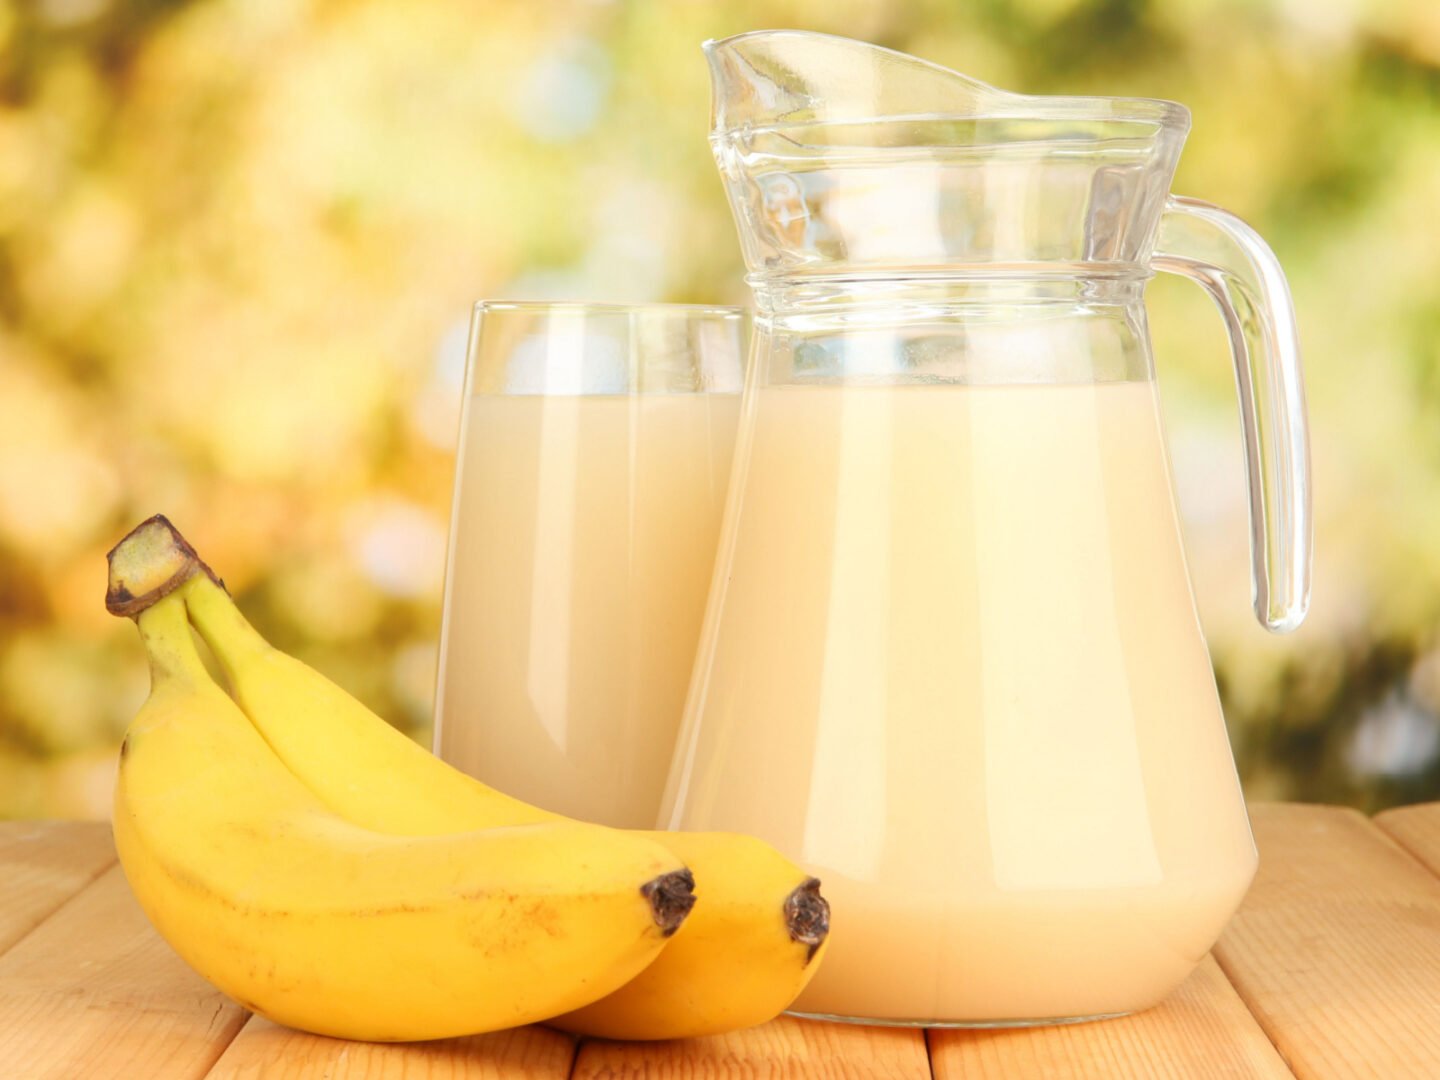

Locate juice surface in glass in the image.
[438,392,740,828]
[666,379,1257,1022]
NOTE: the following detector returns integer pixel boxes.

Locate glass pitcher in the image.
[660,31,1310,1027]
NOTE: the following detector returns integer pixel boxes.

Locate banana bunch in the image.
[107,515,830,1042]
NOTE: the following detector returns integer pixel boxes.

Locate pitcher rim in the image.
[703,29,1191,133]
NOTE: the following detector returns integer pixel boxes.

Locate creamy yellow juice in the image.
[664,379,1256,1022]
[437,392,740,828]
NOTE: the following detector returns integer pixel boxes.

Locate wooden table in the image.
[3,803,1440,1078]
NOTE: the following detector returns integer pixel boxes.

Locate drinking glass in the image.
[434,301,744,828]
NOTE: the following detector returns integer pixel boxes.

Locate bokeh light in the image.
[2,0,1438,817]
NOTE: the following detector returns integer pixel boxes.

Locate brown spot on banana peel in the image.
[105,514,226,619]
[640,868,696,936]
[785,877,830,963]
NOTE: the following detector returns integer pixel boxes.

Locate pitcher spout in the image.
[703,29,1015,135]
[704,29,1188,137]
[704,31,1191,283]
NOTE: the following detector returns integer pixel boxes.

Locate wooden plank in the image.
[1374,801,1440,879]
[0,863,247,1080]
[203,1015,575,1079]
[929,955,1292,1079]
[1213,803,1440,1079]
[571,1015,930,1079]
[0,820,116,956]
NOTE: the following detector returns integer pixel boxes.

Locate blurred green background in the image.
[1,0,1437,819]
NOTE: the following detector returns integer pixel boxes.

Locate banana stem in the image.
[106,514,223,619]
[136,593,211,689]
[185,574,270,666]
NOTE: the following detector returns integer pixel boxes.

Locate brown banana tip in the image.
[785,877,830,963]
[105,514,226,619]
[641,868,696,937]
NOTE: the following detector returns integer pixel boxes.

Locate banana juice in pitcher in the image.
[662,32,1311,1025]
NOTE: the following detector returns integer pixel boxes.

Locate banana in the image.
[551,831,829,1039]
[129,515,832,1039]
[109,551,695,1042]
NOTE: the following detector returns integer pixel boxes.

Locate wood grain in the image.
[1375,802,1440,877]
[204,1015,575,1079]
[929,955,1292,1079]
[1214,803,1440,1079]
[7,811,1440,1078]
[571,1015,931,1079]
[0,863,247,1080]
[0,820,115,956]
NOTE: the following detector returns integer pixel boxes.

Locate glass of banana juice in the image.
[434,301,745,828]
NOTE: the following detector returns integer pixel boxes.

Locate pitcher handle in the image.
[1153,196,1311,633]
